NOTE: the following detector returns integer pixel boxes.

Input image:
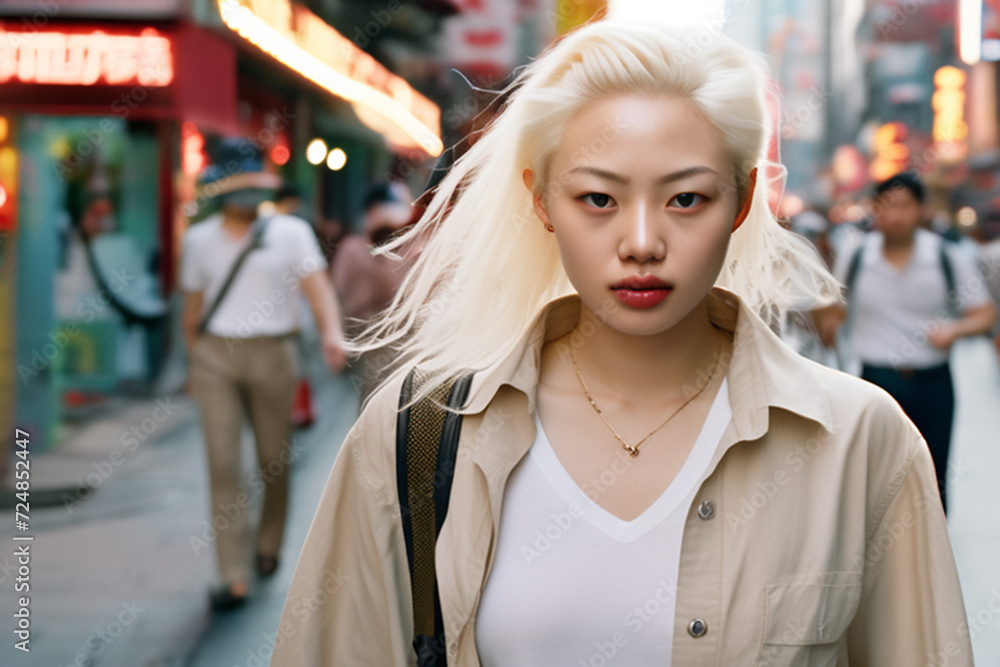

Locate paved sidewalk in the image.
[0,362,358,667]
[948,336,1000,666]
[1,390,210,667]
[3,337,997,665]
[184,374,358,667]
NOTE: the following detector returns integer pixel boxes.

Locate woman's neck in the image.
[562,295,728,410]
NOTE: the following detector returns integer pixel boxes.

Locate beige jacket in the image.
[271,287,974,666]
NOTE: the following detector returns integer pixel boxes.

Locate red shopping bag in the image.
[291,379,315,429]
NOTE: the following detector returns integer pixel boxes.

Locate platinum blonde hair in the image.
[348,20,841,412]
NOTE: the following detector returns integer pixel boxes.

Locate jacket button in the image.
[697,500,716,520]
[688,618,708,638]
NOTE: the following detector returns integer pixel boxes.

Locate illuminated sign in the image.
[932,65,969,163]
[870,122,910,182]
[0,26,173,86]
[181,122,206,176]
[217,0,442,157]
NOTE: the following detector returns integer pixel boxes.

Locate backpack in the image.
[395,367,475,667]
[844,233,956,308]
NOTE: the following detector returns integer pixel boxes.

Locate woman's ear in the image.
[732,167,757,234]
[523,168,551,225]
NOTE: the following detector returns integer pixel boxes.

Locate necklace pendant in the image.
[624,444,639,457]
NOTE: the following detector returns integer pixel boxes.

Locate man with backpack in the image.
[814,172,996,515]
[180,141,347,610]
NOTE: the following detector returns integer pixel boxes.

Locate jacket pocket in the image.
[762,574,862,646]
[753,573,863,667]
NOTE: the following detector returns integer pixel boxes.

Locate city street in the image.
[3,1,998,665]
[948,335,1000,667]
[0,362,359,667]
[1,336,997,666]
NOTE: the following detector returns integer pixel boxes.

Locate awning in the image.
[215,0,443,158]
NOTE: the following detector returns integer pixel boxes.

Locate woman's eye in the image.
[580,193,613,209]
[671,193,705,209]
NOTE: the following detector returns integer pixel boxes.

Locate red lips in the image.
[611,275,671,290]
[611,275,673,308]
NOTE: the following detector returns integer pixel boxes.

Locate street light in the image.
[326,148,347,171]
[306,139,328,165]
[959,0,983,64]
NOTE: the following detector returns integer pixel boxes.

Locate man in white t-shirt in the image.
[180,150,346,610]
[814,172,996,514]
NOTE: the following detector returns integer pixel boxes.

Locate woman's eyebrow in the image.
[566,165,720,185]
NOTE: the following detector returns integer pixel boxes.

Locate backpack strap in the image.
[938,237,956,298]
[197,216,270,334]
[844,241,864,298]
[396,368,474,667]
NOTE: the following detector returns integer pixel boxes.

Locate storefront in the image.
[4,1,445,451]
[2,19,238,449]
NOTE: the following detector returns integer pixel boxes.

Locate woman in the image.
[271,20,973,666]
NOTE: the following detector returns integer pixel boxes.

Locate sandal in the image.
[210,582,248,611]
[256,553,279,578]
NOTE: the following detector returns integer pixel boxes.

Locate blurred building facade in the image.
[1,0,584,453]
[725,0,1000,237]
[0,0,458,450]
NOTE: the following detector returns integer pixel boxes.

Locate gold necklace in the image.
[568,331,724,457]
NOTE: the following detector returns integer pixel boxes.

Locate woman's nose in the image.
[619,202,666,263]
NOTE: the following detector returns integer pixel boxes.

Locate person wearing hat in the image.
[179,141,347,610]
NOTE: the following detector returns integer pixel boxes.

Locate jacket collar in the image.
[457,286,835,441]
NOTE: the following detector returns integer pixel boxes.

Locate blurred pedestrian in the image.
[274,22,973,665]
[331,180,418,400]
[979,227,1000,353]
[316,217,348,265]
[274,183,304,217]
[814,172,997,514]
[179,141,347,611]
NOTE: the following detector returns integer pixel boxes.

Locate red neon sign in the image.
[181,122,206,176]
[0,26,173,86]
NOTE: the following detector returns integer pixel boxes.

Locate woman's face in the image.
[526,93,742,337]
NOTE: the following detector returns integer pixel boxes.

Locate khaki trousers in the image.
[190,334,299,584]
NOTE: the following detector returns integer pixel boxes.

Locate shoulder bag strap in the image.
[197,217,270,334]
[938,238,957,299]
[844,241,865,298]
[396,368,474,667]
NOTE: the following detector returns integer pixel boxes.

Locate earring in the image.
[544,224,554,232]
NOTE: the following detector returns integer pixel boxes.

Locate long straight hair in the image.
[348,20,841,413]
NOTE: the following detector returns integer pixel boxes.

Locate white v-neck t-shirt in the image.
[476,377,731,666]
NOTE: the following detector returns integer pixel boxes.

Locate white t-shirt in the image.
[475,377,731,666]
[180,213,326,338]
[833,229,992,369]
